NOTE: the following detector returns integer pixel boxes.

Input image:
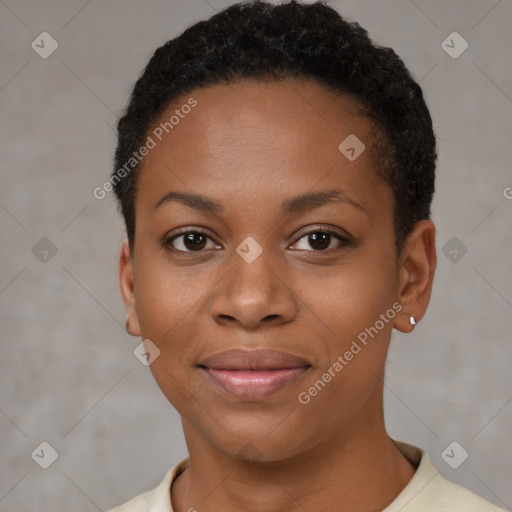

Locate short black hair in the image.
[112,0,436,253]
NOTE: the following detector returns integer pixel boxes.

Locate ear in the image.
[119,239,141,337]
[394,220,436,333]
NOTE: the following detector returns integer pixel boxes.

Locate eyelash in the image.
[163,226,353,255]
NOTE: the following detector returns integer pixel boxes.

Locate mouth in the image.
[198,348,311,401]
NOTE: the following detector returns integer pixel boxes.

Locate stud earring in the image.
[401,310,416,328]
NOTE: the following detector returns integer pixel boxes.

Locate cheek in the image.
[297,248,397,338]
[293,259,397,430]
[132,255,200,372]
[134,249,205,335]
[293,240,399,389]
[133,264,201,410]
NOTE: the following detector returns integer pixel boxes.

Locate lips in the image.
[198,349,311,401]
[199,348,310,370]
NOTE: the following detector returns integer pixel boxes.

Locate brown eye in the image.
[167,230,221,252]
[307,232,331,250]
[291,228,352,252]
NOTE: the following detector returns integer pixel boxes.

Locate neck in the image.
[171,407,416,512]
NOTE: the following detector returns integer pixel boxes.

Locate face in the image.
[120,78,434,461]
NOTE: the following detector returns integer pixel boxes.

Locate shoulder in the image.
[439,478,507,511]
[387,441,507,512]
[104,456,190,512]
[105,489,153,512]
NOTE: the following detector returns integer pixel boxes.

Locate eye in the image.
[291,227,352,252]
[165,229,221,253]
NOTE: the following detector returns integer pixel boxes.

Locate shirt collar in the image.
[382,439,440,511]
[147,456,190,512]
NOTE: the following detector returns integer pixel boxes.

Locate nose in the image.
[208,243,298,330]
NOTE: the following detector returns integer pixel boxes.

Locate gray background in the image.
[1,0,511,510]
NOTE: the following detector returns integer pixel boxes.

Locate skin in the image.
[119,78,436,512]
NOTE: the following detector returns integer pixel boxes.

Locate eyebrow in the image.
[153,188,366,215]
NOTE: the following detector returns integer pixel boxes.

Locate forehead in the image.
[135,78,388,216]
[160,78,368,150]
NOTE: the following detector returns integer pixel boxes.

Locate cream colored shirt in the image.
[106,441,507,511]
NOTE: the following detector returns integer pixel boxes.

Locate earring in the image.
[401,310,416,328]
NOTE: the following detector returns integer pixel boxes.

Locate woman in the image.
[107,1,506,510]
